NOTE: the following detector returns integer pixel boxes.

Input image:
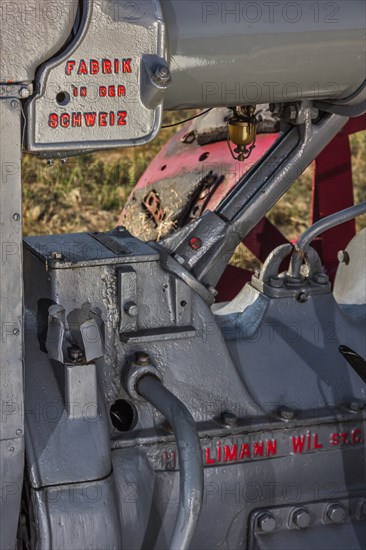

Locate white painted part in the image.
[334,229,366,305]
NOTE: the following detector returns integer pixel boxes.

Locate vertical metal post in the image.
[0,96,24,549]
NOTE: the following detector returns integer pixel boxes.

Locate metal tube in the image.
[290,201,366,276]
[137,375,204,550]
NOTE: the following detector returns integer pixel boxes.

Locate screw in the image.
[13,212,21,221]
[124,301,139,317]
[349,400,364,412]
[313,272,329,285]
[269,276,284,288]
[51,252,64,260]
[279,406,295,420]
[68,346,84,362]
[19,86,31,98]
[189,237,202,250]
[13,327,20,335]
[16,429,23,437]
[221,411,237,427]
[293,508,311,529]
[154,65,171,84]
[257,513,276,533]
[337,250,350,265]
[135,352,150,366]
[327,504,348,524]
[11,100,19,109]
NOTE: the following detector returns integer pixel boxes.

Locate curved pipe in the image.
[290,201,366,276]
[137,375,204,550]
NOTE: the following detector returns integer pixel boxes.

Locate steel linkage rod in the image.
[161,109,348,291]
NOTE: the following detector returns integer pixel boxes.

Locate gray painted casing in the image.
[22,230,366,549]
[162,0,366,109]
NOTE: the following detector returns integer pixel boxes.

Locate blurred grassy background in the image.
[22,112,365,268]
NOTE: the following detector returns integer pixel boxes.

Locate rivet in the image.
[11,100,19,109]
[13,212,21,221]
[16,429,23,437]
[13,328,20,336]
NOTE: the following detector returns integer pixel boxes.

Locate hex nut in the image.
[257,513,276,533]
[293,508,312,529]
[326,503,348,524]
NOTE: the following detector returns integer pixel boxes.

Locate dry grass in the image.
[22,113,365,270]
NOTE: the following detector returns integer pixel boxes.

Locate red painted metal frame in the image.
[124,114,366,301]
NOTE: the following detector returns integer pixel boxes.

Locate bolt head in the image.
[258,513,276,533]
[221,411,237,427]
[68,346,84,362]
[313,272,329,285]
[124,302,139,317]
[349,400,364,412]
[154,65,171,84]
[51,252,64,260]
[135,352,150,366]
[293,508,311,529]
[279,406,295,420]
[327,504,347,524]
[13,212,21,221]
[19,86,31,98]
[189,237,202,250]
[13,327,20,335]
[297,291,309,303]
[337,250,350,265]
[16,429,23,437]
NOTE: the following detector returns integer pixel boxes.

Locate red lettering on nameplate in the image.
[64,58,133,76]
[48,111,128,128]
[156,426,364,470]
